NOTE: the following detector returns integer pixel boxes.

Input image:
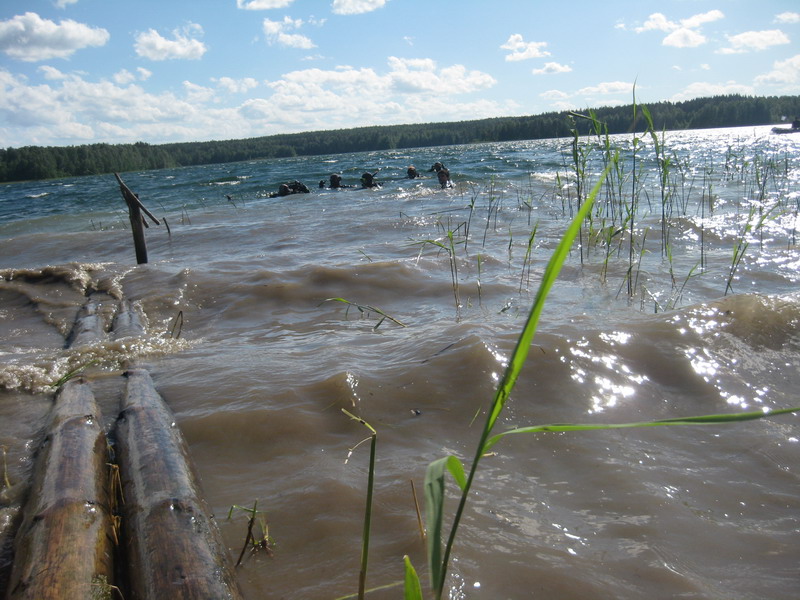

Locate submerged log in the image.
[5,379,115,599]
[65,299,105,348]
[116,369,242,600]
[112,299,146,339]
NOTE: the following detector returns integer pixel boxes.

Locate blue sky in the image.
[1,0,798,148]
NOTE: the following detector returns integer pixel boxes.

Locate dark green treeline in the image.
[2,94,799,183]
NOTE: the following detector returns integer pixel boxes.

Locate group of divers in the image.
[267,162,452,198]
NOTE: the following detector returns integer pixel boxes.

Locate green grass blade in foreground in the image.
[403,555,424,600]
[423,456,460,593]
[341,409,377,600]
[486,170,605,432]
[484,406,800,453]
[427,167,610,599]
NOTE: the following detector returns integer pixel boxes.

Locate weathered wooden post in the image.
[115,173,160,265]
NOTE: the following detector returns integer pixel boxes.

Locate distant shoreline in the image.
[1,93,798,184]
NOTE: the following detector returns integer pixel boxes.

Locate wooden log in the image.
[112,299,146,340]
[65,299,105,348]
[116,369,242,600]
[5,379,115,599]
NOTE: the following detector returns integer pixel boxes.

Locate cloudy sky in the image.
[1,0,798,148]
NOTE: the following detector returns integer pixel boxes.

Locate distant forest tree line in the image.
[2,94,799,183]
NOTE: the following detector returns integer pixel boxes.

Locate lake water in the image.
[1,125,799,599]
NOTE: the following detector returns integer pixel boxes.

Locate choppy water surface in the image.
[1,125,799,599]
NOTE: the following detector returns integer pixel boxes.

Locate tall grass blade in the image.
[423,456,462,593]
[426,166,610,599]
[403,556,423,600]
[487,170,607,432]
[342,409,378,600]
[484,406,800,453]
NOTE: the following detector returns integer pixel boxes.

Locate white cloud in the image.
[635,10,724,33]
[214,76,259,93]
[577,81,634,95]
[774,12,800,24]
[237,0,295,9]
[263,17,316,49]
[631,10,724,48]
[663,28,707,48]
[0,67,203,143]
[38,65,67,80]
[538,89,576,111]
[635,13,674,33]
[670,80,754,102]
[755,54,800,87]
[113,68,151,85]
[0,71,59,127]
[681,10,725,29]
[718,29,790,54]
[183,81,215,103]
[533,62,572,75]
[134,24,207,61]
[539,89,569,100]
[0,56,508,147]
[500,34,550,61]
[331,0,388,15]
[251,58,502,133]
[385,56,495,94]
[113,69,137,85]
[54,0,79,8]
[550,100,577,111]
[436,64,495,94]
[0,12,109,61]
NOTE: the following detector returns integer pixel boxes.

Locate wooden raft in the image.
[4,299,242,600]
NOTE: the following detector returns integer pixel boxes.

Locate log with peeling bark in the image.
[5,379,115,600]
[116,369,242,600]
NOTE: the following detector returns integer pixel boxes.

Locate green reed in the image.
[227,500,275,566]
[398,165,800,600]
[519,221,539,292]
[342,409,378,600]
[322,297,406,330]
[415,228,464,320]
[476,253,484,306]
[725,200,779,296]
[642,106,674,258]
[561,93,800,309]
[464,186,479,252]
[320,115,800,599]
[568,116,589,263]
[50,358,100,388]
